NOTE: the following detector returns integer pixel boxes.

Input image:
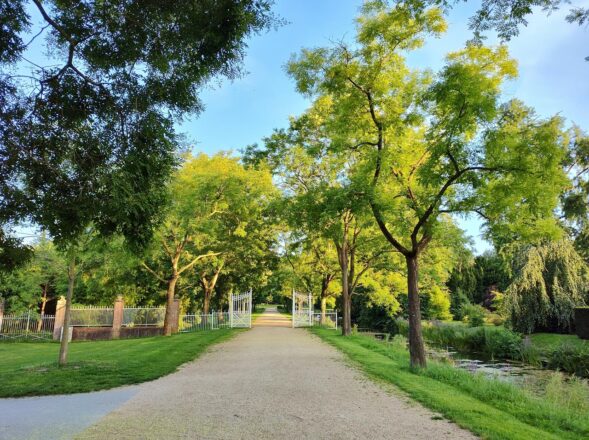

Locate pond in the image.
[428,347,555,392]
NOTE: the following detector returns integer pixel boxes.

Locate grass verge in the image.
[531,333,589,350]
[0,329,240,397]
[310,327,589,440]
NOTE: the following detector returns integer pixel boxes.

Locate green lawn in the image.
[0,329,240,397]
[531,332,589,351]
[310,327,589,440]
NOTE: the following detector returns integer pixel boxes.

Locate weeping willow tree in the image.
[506,240,589,333]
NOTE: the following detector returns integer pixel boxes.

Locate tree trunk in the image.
[58,255,75,367]
[337,245,352,336]
[163,274,179,336]
[406,254,426,368]
[37,284,48,332]
[203,287,213,324]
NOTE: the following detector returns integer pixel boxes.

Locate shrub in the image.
[461,304,486,327]
[396,319,524,360]
[485,312,505,326]
[482,326,522,359]
[546,343,589,378]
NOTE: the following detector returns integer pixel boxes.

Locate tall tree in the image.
[285,2,568,366]
[0,233,65,314]
[247,119,394,335]
[505,239,589,333]
[143,153,277,334]
[1,0,277,365]
[560,128,589,260]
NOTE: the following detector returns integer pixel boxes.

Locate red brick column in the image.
[111,296,124,339]
[0,298,4,332]
[53,296,66,340]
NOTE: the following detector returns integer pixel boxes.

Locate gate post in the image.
[53,296,66,340]
[291,289,295,328]
[0,298,4,333]
[308,292,312,327]
[112,295,124,339]
[229,292,234,328]
[249,289,252,328]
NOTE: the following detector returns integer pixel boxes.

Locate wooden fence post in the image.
[112,296,124,339]
[53,296,66,340]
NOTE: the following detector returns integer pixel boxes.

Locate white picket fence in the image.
[180,312,231,332]
[0,311,55,341]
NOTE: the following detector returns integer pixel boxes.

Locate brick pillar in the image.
[112,295,124,339]
[0,298,4,332]
[170,297,180,334]
[53,296,66,340]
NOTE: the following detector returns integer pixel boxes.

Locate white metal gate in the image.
[230,290,252,328]
[292,290,313,328]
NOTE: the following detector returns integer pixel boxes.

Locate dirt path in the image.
[253,305,291,327]
[79,309,475,439]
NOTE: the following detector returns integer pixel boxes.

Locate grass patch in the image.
[531,333,589,351]
[310,327,589,440]
[0,329,240,397]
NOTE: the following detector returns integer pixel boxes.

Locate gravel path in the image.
[78,308,475,439]
[0,386,138,440]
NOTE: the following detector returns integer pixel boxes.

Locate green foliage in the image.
[505,240,589,333]
[545,343,589,377]
[144,153,279,309]
[281,1,568,362]
[461,303,486,327]
[0,235,66,312]
[397,320,524,359]
[407,1,588,59]
[1,0,278,254]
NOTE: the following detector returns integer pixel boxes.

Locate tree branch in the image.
[178,252,222,275]
[141,262,166,283]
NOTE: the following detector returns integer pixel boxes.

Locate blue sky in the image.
[17,1,589,252]
[180,0,589,254]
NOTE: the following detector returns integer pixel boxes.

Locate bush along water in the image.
[395,320,523,359]
[396,319,589,376]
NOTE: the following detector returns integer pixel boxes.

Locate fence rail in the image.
[0,311,55,340]
[312,312,338,330]
[180,312,231,332]
[123,307,165,327]
[70,307,114,327]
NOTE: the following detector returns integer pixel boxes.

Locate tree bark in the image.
[37,283,48,332]
[163,273,179,336]
[319,274,332,324]
[200,263,223,323]
[406,254,427,368]
[337,244,352,336]
[58,255,75,366]
[203,287,212,316]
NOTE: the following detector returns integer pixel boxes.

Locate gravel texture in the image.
[0,386,138,440]
[78,308,475,439]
